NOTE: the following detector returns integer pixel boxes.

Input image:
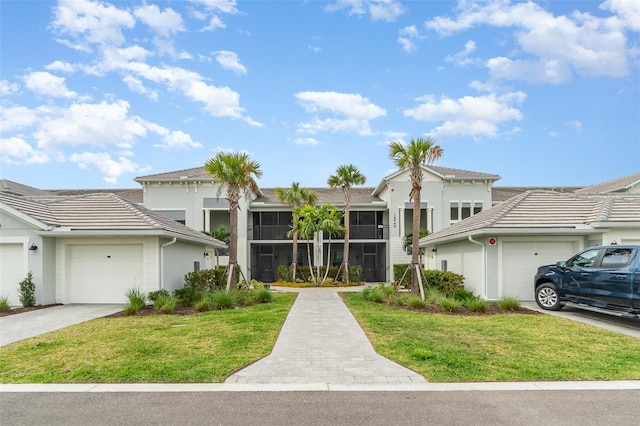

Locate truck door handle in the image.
[615,275,627,279]
[581,273,590,276]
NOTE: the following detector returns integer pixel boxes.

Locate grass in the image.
[341,292,640,382]
[0,293,296,383]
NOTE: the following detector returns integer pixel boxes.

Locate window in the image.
[569,249,600,268]
[600,248,633,268]
[450,202,483,224]
[156,210,186,225]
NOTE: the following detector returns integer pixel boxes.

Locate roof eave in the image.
[419,227,602,246]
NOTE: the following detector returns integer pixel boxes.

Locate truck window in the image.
[569,249,600,268]
[600,248,634,268]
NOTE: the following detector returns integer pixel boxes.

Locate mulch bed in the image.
[104,305,199,318]
[0,304,63,317]
[391,303,539,316]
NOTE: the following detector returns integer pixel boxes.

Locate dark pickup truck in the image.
[534,245,640,318]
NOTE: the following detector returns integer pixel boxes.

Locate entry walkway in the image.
[225,288,427,385]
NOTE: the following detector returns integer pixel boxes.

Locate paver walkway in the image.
[225,288,427,385]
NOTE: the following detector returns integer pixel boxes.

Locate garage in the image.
[67,244,143,303]
[501,241,578,301]
[0,243,26,305]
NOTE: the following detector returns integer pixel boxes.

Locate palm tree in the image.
[290,204,344,285]
[205,152,262,290]
[327,164,366,283]
[388,137,443,295]
[275,182,317,281]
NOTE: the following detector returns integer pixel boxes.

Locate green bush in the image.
[18,271,36,307]
[148,289,170,302]
[498,296,521,311]
[423,270,465,297]
[123,288,146,315]
[153,293,177,314]
[211,290,238,310]
[0,295,11,313]
[173,288,199,307]
[393,264,411,289]
[466,298,489,313]
[348,265,363,283]
[452,288,475,302]
[251,287,274,304]
[438,298,463,312]
[407,295,426,309]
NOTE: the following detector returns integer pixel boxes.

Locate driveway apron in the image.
[0,304,124,347]
[225,288,427,385]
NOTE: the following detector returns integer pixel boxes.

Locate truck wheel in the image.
[535,283,562,311]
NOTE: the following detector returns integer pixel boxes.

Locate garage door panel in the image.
[502,242,576,301]
[0,244,25,305]
[67,244,143,304]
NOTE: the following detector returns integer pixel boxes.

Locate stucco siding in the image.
[434,242,483,297]
[162,239,208,292]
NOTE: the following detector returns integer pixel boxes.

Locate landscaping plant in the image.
[18,271,36,307]
[0,295,11,313]
[123,288,146,315]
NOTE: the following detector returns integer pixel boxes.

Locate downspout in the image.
[468,236,487,299]
[160,237,177,290]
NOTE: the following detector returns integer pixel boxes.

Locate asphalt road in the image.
[2,390,639,426]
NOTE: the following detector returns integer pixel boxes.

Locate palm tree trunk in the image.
[342,205,350,283]
[292,233,298,281]
[228,195,239,290]
[411,186,421,295]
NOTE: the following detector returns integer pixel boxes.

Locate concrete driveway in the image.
[521,302,640,338]
[0,304,124,347]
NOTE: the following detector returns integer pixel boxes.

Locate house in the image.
[0,183,225,305]
[135,165,500,283]
[419,175,640,301]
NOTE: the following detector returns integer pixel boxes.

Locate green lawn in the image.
[341,292,640,382]
[0,293,296,383]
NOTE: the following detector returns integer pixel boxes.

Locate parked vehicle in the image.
[534,245,640,318]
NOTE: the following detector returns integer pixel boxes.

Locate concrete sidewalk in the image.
[0,304,124,346]
[225,288,427,386]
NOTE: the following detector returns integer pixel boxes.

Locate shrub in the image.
[407,295,426,309]
[437,297,463,312]
[148,289,170,302]
[251,287,274,304]
[123,288,146,315]
[423,270,465,297]
[153,293,177,314]
[498,296,521,311]
[348,265,363,283]
[393,264,411,289]
[18,271,36,307]
[0,295,11,313]
[452,288,475,302]
[466,298,489,313]
[174,288,199,307]
[362,286,386,303]
[211,290,238,310]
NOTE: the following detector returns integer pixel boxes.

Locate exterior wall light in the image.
[28,243,38,251]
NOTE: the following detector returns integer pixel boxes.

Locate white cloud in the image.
[566,120,583,131]
[397,25,425,53]
[295,137,320,146]
[295,91,386,136]
[326,0,405,22]
[445,40,478,66]
[601,0,640,31]
[0,106,40,132]
[215,51,247,75]
[69,151,140,184]
[0,137,50,164]
[33,101,147,150]
[23,71,78,98]
[52,0,135,51]
[142,122,203,150]
[122,75,159,101]
[0,80,19,96]
[426,0,636,82]
[403,91,526,139]
[191,0,239,31]
[134,4,184,37]
[45,60,75,73]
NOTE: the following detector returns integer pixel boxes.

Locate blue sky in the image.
[1,0,638,190]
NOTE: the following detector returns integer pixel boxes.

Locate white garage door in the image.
[502,241,577,301]
[67,244,143,303]
[0,244,25,305]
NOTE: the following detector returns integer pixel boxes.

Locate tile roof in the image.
[0,180,53,197]
[51,188,143,204]
[491,186,582,203]
[1,192,224,247]
[574,172,640,194]
[135,166,212,182]
[254,187,383,207]
[421,191,640,244]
